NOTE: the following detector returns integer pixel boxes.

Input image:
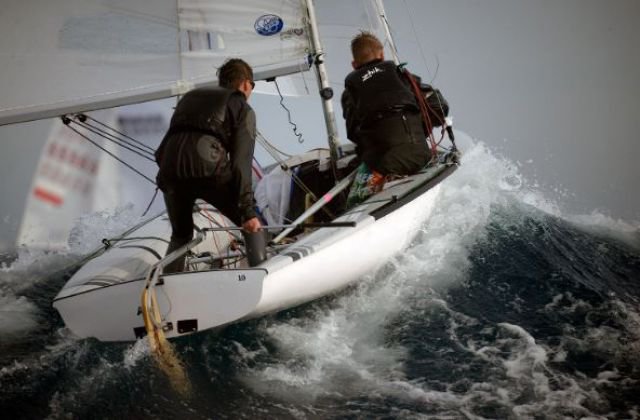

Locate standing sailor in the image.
[155,58,261,272]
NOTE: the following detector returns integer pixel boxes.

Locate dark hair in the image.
[217,58,254,90]
[351,31,383,66]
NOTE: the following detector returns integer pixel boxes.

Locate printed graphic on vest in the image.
[255,15,284,36]
[362,66,384,82]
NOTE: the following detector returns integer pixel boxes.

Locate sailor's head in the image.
[218,58,255,99]
[351,31,384,69]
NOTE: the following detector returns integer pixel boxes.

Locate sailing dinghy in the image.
[1,0,460,342]
[53,149,457,341]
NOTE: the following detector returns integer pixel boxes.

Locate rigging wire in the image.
[256,130,292,159]
[199,206,244,269]
[62,116,157,185]
[298,57,312,95]
[140,187,159,217]
[83,114,156,153]
[255,130,335,219]
[202,208,223,263]
[71,115,155,161]
[274,79,305,144]
[63,114,164,216]
[374,0,400,64]
[63,105,339,223]
[402,0,439,83]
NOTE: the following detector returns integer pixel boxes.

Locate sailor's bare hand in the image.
[242,217,262,233]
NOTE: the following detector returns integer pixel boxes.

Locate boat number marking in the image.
[238,274,246,282]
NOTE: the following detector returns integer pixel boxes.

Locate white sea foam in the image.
[457,133,640,247]
[566,210,640,249]
[0,249,73,338]
[123,338,151,370]
[46,344,113,418]
[0,293,39,339]
[238,137,638,417]
[67,203,144,255]
[0,204,142,339]
[46,340,150,419]
[432,303,616,417]
[241,138,525,398]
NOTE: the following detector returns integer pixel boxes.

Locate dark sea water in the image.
[1,143,639,419]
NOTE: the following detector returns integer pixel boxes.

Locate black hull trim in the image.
[53,268,268,303]
[370,164,458,220]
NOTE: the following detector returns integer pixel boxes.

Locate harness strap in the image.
[402,70,438,157]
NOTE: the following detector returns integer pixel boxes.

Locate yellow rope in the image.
[141,277,191,396]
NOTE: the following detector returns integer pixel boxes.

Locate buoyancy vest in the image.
[167,87,234,144]
[344,60,418,127]
[155,87,235,183]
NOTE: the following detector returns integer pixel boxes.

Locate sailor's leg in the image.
[197,180,267,267]
[196,179,242,226]
[162,183,195,273]
[346,163,384,208]
[376,143,430,174]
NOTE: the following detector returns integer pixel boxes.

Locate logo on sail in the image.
[255,14,284,36]
[280,27,305,40]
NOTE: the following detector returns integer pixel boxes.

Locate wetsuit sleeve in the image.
[341,87,360,146]
[227,95,258,222]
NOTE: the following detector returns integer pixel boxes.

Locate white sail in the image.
[0,0,310,126]
[179,0,310,83]
[255,0,387,97]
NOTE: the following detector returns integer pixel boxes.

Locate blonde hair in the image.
[350,31,384,66]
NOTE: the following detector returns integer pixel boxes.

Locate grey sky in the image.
[386,0,639,220]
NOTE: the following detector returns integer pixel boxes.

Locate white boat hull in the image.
[53,162,455,342]
[251,183,438,318]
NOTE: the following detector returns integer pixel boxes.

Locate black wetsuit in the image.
[155,87,257,272]
[342,59,431,175]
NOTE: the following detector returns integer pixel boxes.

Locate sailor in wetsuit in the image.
[155,58,261,272]
[341,32,448,206]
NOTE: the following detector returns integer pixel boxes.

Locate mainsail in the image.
[0,0,311,126]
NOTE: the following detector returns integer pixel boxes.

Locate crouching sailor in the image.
[341,32,449,207]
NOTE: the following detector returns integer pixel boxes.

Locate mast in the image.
[303,0,341,179]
